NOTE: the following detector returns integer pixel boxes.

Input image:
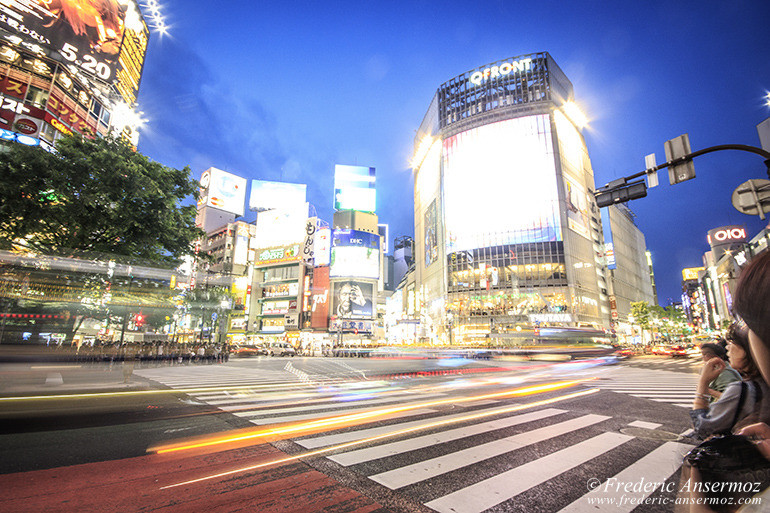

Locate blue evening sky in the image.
[135,0,770,306]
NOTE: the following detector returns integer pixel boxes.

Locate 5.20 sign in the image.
[59,43,112,81]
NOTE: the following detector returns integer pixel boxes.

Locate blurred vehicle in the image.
[651,345,672,356]
[269,342,296,357]
[669,345,688,357]
[613,347,635,359]
[233,344,268,357]
[685,345,702,358]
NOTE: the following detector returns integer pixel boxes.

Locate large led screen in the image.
[334,165,376,212]
[330,229,380,279]
[333,280,374,319]
[249,180,307,212]
[442,115,562,253]
[200,168,247,217]
[0,0,136,83]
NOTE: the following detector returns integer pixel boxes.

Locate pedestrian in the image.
[680,251,770,512]
[700,341,741,402]
[689,324,767,439]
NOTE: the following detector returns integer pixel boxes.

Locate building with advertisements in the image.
[681,267,707,330]
[601,204,656,340]
[411,53,616,345]
[0,1,150,148]
[328,164,383,343]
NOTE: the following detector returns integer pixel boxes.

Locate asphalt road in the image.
[0,356,708,512]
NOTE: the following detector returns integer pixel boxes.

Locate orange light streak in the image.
[159,387,600,489]
[152,379,594,455]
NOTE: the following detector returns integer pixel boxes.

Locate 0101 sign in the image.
[708,227,747,245]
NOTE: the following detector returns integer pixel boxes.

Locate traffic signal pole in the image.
[595,144,770,208]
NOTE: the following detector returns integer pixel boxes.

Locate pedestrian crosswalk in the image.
[289,398,692,513]
[141,364,703,512]
[625,356,702,373]
[593,366,699,408]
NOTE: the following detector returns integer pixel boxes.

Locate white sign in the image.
[528,313,574,324]
[469,58,533,87]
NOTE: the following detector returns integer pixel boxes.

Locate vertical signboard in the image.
[310,266,330,328]
[424,199,438,267]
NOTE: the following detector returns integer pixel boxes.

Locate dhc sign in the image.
[469,58,533,87]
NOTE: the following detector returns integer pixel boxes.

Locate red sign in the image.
[0,76,28,100]
[13,117,38,135]
[310,266,330,329]
[46,93,96,135]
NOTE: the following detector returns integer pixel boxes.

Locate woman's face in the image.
[727,341,748,372]
[748,329,770,385]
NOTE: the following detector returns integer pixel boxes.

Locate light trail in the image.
[151,379,594,455]
[159,387,600,489]
[0,381,322,402]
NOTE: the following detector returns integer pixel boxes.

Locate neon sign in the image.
[469,58,533,87]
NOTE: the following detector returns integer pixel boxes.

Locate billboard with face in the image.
[442,115,562,253]
[334,164,376,212]
[333,280,374,319]
[330,229,380,279]
[0,0,139,84]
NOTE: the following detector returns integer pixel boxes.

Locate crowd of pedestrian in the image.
[67,341,231,366]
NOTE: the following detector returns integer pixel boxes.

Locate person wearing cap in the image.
[700,341,741,402]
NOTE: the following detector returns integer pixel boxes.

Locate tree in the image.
[0,134,203,266]
[630,301,652,343]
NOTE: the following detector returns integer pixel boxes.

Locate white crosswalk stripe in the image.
[591,366,699,407]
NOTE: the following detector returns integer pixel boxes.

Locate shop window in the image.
[25,86,49,109]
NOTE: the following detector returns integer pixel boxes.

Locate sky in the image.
[134,0,770,306]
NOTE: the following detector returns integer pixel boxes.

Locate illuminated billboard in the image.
[333,280,374,319]
[330,230,380,279]
[114,1,148,104]
[334,165,376,212]
[0,0,135,84]
[442,115,562,253]
[254,206,307,249]
[424,199,438,267]
[682,267,705,281]
[199,168,247,217]
[249,180,307,212]
[564,175,590,240]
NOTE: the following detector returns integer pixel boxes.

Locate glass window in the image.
[25,86,49,109]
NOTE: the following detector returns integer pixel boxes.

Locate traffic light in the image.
[595,181,648,208]
[135,313,145,327]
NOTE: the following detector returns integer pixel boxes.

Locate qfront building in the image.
[411,52,614,345]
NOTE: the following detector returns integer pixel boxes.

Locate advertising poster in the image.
[334,164,376,212]
[249,180,306,212]
[424,199,438,267]
[0,0,135,83]
[442,115,562,253]
[330,229,380,279]
[563,175,590,240]
[254,206,307,248]
[201,168,247,216]
[333,280,374,319]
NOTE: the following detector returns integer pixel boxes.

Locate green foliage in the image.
[630,301,651,329]
[0,134,203,266]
